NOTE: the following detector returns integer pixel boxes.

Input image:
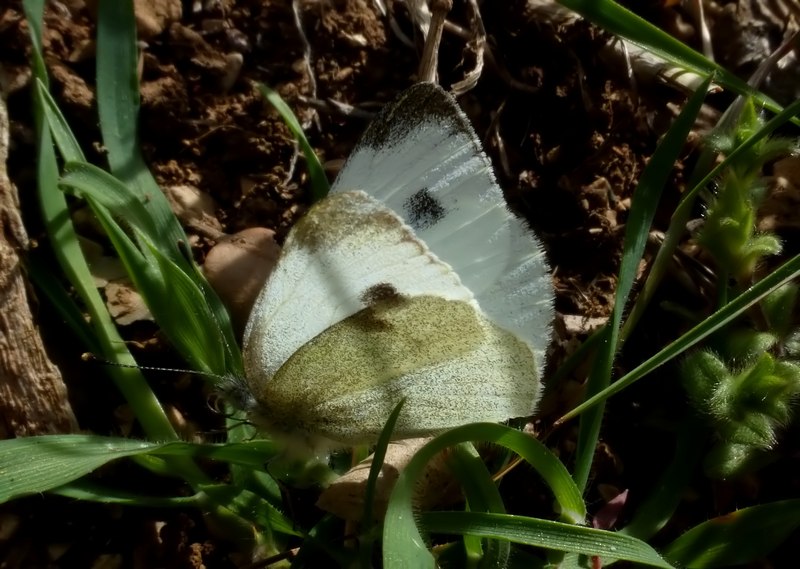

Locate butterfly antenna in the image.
[81,352,229,383]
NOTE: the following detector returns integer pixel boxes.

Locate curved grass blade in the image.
[383,424,584,567]
[445,443,510,567]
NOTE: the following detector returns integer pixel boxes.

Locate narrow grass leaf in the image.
[558,0,792,122]
[422,511,673,568]
[572,75,713,492]
[53,481,199,507]
[60,161,161,240]
[363,399,405,529]
[558,253,800,422]
[622,97,800,340]
[35,79,85,162]
[0,435,282,504]
[95,0,183,245]
[93,0,240,375]
[258,84,330,201]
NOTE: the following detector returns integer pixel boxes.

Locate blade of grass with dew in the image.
[558,0,794,124]
[557,252,800,423]
[621,97,800,343]
[258,84,330,202]
[663,499,800,567]
[421,512,673,568]
[571,75,714,493]
[383,423,584,567]
[0,434,280,502]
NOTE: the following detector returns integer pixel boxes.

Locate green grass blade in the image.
[622,97,800,340]
[92,0,241,375]
[422,511,673,568]
[558,0,791,122]
[558,252,800,422]
[362,400,405,533]
[258,84,330,201]
[0,435,167,502]
[35,79,85,162]
[571,76,714,492]
[0,434,281,503]
[95,0,181,237]
[53,481,199,507]
[23,0,186,446]
[383,423,584,567]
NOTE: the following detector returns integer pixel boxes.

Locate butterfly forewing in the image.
[331,83,554,376]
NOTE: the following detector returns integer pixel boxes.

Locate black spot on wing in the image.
[360,283,400,306]
[403,187,447,230]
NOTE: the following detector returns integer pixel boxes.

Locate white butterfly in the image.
[238,83,554,448]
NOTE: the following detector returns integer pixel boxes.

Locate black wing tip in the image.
[360,82,477,150]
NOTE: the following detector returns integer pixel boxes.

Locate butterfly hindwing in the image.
[242,191,475,398]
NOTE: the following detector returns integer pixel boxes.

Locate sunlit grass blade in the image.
[383,424,584,567]
[557,252,800,423]
[422,511,673,568]
[571,75,714,492]
[35,79,85,162]
[95,1,185,248]
[91,0,241,376]
[663,499,800,567]
[258,84,330,201]
[558,0,793,123]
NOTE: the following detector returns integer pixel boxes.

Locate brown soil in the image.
[1,0,799,567]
